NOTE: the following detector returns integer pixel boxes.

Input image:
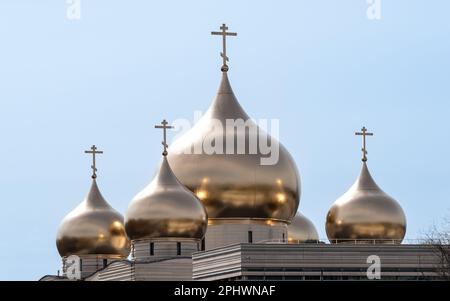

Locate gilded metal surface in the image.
[168,72,300,222]
[288,212,319,243]
[326,162,406,243]
[125,157,208,240]
[208,218,288,226]
[56,180,130,257]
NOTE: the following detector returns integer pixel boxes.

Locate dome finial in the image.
[155,119,174,156]
[211,23,237,72]
[84,145,103,179]
[355,126,373,162]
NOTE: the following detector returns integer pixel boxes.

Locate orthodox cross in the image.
[211,23,237,72]
[85,145,103,179]
[155,119,174,156]
[355,127,373,162]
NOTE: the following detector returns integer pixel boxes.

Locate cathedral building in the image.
[41,24,445,281]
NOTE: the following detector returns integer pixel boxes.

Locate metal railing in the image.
[256,238,444,245]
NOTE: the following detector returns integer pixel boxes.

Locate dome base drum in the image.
[205,218,288,249]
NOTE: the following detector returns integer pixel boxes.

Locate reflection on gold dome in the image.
[56,180,131,257]
[196,190,208,200]
[125,157,208,240]
[288,212,319,243]
[168,72,300,222]
[276,193,287,204]
[326,162,406,243]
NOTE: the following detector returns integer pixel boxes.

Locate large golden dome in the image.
[125,157,208,240]
[288,212,319,243]
[56,179,130,257]
[326,162,406,243]
[168,72,300,222]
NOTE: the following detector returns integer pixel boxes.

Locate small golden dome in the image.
[288,212,319,243]
[56,180,130,257]
[326,162,406,243]
[125,157,208,240]
[168,72,300,222]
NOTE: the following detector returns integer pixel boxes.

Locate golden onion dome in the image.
[125,157,208,240]
[326,162,406,243]
[56,179,130,257]
[167,72,300,222]
[288,212,319,243]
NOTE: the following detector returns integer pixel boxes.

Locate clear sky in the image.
[0,1,449,280]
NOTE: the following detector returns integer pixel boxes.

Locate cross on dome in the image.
[211,23,237,72]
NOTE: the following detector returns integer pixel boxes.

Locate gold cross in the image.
[155,119,174,156]
[85,145,103,179]
[355,127,374,162]
[211,23,237,72]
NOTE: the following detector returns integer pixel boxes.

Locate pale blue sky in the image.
[0,1,449,280]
